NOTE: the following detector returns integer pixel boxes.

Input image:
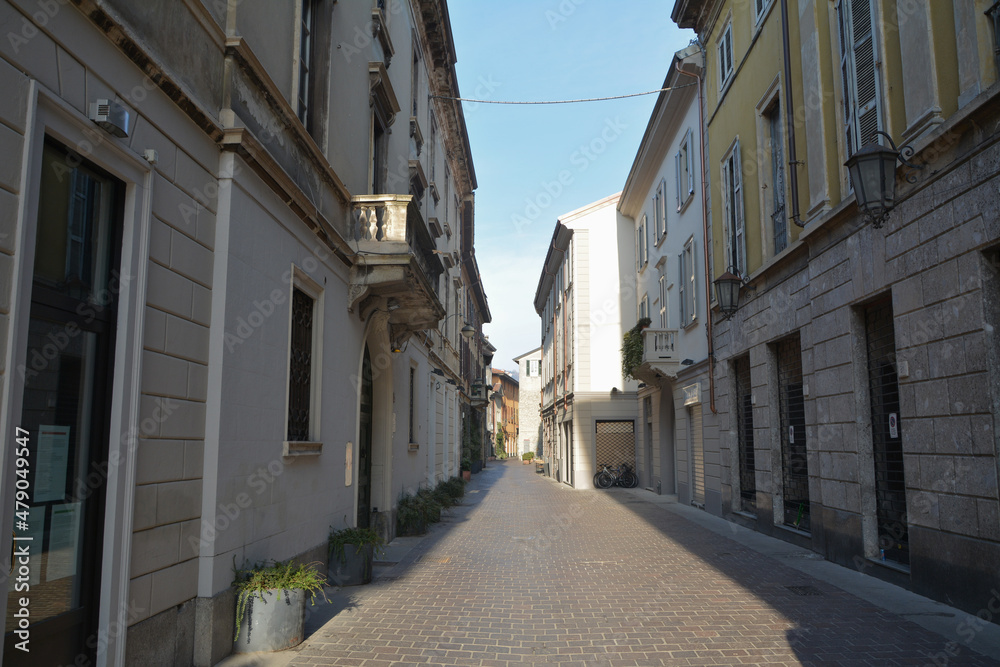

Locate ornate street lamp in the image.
[844,130,922,229]
[714,267,752,320]
[461,323,476,339]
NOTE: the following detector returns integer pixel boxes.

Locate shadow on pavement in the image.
[598,488,1000,666]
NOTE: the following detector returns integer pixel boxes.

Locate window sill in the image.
[408,442,419,452]
[283,441,323,457]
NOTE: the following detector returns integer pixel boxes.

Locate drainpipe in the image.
[674,47,718,415]
[781,0,804,227]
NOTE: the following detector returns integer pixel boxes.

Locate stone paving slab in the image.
[234,460,1000,666]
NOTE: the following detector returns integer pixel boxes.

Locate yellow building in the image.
[673,0,1000,619]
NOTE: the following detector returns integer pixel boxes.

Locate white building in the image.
[513,347,542,459]
[534,194,639,489]
[617,45,719,509]
[0,1,484,665]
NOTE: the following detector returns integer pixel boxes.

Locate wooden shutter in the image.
[678,250,686,323]
[733,142,745,274]
[838,0,881,156]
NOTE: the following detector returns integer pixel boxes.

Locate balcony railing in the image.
[348,194,444,336]
[636,328,680,381]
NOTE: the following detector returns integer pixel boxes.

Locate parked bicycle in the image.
[593,462,638,489]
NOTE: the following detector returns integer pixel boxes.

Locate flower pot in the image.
[328,543,373,587]
[233,588,305,653]
[462,470,471,481]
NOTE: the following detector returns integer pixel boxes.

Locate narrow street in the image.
[278,464,1000,667]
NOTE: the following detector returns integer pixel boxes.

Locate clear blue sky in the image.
[449,2,695,373]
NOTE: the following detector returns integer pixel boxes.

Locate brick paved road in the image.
[289,461,999,666]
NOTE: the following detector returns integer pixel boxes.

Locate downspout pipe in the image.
[781,0,805,227]
[674,46,718,415]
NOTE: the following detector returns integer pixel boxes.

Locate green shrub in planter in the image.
[328,526,384,586]
[522,452,534,461]
[232,559,327,652]
[396,491,426,536]
[416,488,442,523]
[442,476,465,500]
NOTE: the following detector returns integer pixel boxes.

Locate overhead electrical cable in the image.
[430,83,696,105]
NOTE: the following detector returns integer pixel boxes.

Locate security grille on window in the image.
[722,141,746,275]
[838,0,882,160]
[288,287,314,441]
[718,23,734,88]
[776,334,809,531]
[595,420,635,470]
[864,298,908,566]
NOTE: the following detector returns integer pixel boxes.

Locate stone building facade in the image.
[673,0,1000,619]
[0,1,486,665]
[514,346,542,458]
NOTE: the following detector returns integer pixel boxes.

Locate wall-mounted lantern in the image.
[844,130,922,229]
[713,267,754,320]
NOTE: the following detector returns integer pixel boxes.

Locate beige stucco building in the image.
[673,0,1000,619]
[0,1,486,665]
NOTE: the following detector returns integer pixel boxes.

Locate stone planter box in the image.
[328,543,373,587]
[233,588,306,654]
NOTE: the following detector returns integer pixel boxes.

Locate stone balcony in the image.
[632,328,680,383]
[348,194,445,341]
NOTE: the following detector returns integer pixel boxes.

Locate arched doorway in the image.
[357,346,374,528]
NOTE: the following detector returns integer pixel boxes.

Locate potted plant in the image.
[232,559,327,654]
[522,452,534,464]
[396,491,427,536]
[461,457,471,481]
[328,526,384,587]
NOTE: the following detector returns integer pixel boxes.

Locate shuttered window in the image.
[722,141,746,275]
[718,23,734,88]
[837,0,882,160]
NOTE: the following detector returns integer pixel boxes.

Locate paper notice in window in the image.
[46,502,82,581]
[34,425,70,503]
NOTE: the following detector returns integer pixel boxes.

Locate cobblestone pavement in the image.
[287,461,1000,666]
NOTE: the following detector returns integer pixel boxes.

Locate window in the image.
[296,0,316,126]
[734,355,755,513]
[653,180,666,241]
[411,46,420,117]
[754,0,772,23]
[675,130,695,211]
[636,214,648,271]
[658,272,668,328]
[837,0,882,160]
[776,334,808,531]
[718,22,734,88]
[721,141,746,275]
[679,239,697,326]
[288,277,322,442]
[639,293,649,321]
[765,102,788,254]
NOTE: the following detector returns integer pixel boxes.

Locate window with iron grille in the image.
[734,355,756,513]
[864,298,908,566]
[776,334,809,531]
[288,287,314,441]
